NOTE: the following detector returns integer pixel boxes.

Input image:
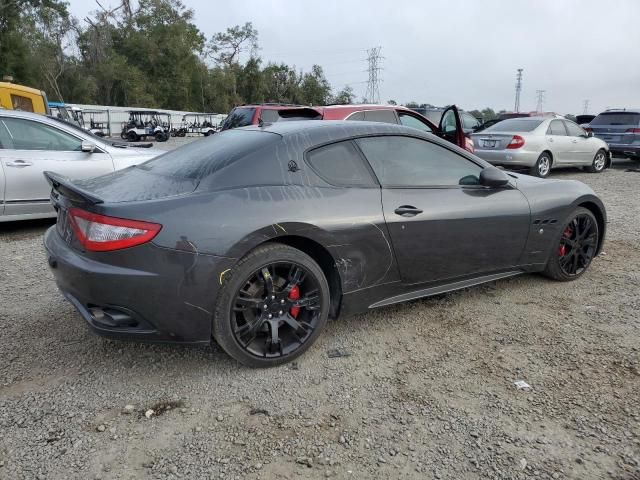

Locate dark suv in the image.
[588,109,640,160]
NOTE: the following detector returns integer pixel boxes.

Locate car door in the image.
[563,120,592,164]
[355,135,531,285]
[438,105,466,149]
[545,120,572,164]
[396,111,436,134]
[0,116,114,217]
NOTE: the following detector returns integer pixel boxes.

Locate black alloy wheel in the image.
[544,207,599,281]
[213,244,330,367]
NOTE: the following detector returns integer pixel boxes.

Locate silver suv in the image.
[0,110,164,222]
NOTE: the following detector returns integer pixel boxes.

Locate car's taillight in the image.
[625,128,640,133]
[506,135,525,149]
[464,137,475,153]
[68,208,161,252]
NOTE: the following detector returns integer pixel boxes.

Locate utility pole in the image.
[514,68,523,113]
[535,89,546,113]
[365,47,383,104]
[583,99,590,115]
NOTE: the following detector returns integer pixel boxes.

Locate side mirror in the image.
[479,166,510,187]
[587,131,593,138]
[81,141,96,153]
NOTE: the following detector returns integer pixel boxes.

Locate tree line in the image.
[0,0,357,113]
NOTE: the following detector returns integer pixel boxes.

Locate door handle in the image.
[394,205,423,217]
[548,138,554,142]
[572,139,577,143]
[6,160,33,167]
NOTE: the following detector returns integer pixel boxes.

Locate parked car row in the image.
[220,103,475,153]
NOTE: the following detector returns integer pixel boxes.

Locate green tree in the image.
[299,65,331,105]
[332,85,355,105]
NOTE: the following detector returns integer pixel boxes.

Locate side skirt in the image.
[368,270,523,309]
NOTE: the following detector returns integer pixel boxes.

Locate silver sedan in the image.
[470,117,610,177]
[0,110,165,222]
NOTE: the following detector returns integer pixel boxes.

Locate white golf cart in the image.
[120,110,171,142]
[175,113,219,137]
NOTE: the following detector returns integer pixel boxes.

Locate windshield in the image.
[48,116,109,142]
[221,107,256,130]
[590,112,640,126]
[484,119,543,132]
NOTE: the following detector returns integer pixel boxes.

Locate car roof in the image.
[245,119,414,136]
[600,109,640,114]
[0,109,49,120]
[0,81,43,96]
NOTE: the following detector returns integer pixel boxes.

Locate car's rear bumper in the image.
[607,144,640,158]
[473,149,540,168]
[44,226,234,344]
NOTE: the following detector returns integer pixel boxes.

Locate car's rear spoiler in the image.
[44,171,104,205]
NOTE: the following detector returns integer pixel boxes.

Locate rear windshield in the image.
[484,119,543,132]
[221,107,256,130]
[136,129,280,180]
[590,112,640,126]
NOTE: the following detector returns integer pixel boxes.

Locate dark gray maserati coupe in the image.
[44,121,606,367]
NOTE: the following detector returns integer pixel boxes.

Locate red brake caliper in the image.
[288,285,300,318]
[558,227,572,257]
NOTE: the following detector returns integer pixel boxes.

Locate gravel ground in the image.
[1,145,639,480]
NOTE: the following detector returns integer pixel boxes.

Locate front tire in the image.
[543,207,599,281]
[585,149,607,173]
[530,152,552,178]
[213,244,330,367]
[127,131,139,142]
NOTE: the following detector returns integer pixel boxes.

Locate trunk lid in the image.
[470,133,516,150]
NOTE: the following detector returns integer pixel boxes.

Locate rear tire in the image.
[543,207,599,281]
[127,131,139,142]
[530,152,552,178]
[213,244,330,368]
[586,149,607,173]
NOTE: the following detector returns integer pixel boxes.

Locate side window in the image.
[0,120,13,149]
[357,136,482,187]
[306,141,376,187]
[440,109,457,133]
[10,94,34,112]
[397,112,434,133]
[564,121,585,137]
[363,109,398,124]
[462,112,480,130]
[259,109,280,123]
[1,117,82,151]
[547,120,567,136]
[346,111,365,121]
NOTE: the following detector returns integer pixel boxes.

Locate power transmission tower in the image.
[365,47,383,104]
[514,68,523,112]
[583,99,590,114]
[535,89,546,113]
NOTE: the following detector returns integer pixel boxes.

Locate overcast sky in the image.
[68,0,640,115]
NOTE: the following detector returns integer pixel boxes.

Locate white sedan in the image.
[470,117,610,177]
[0,110,165,222]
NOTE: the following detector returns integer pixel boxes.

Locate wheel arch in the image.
[577,200,606,255]
[541,149,554,165]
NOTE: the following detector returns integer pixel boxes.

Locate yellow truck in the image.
[0,80,50,114]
